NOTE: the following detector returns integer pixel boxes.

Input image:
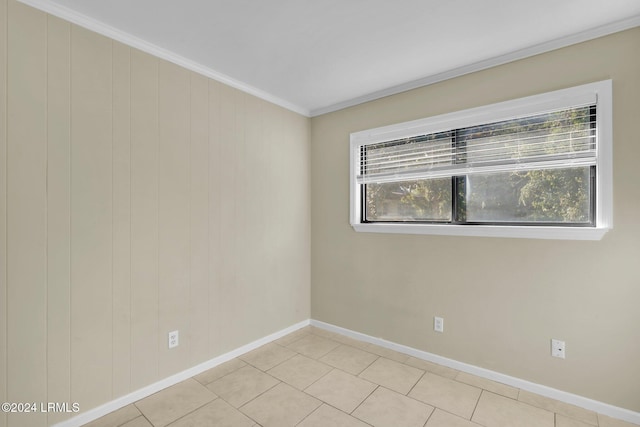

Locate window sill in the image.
[351,223,610,240]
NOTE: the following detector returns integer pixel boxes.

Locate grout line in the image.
[349,384,378,416]
[422,406,435,427]
[138,393,215,427]
[136,414,153,427]
[470,389,484,421]
[300,365,334,392]
[295,404,323,427]
[436,407,483,424]
[357,354,380,374]
[406,369,427,397]
[235,378,280,411]
[194,359,247,387]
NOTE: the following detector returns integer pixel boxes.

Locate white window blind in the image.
[350,80,612,240]
[357,105,597,185]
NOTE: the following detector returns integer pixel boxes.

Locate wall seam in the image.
[206,80,211,357]
[68,23,73,406]
[2,0,8,422]
[44,12,49,417]
[127,44,132,397]
[65,20,70,411]
[205,77,210,358]
[187,73,191,363]
[110,38,114,401]
[155,58,159,379]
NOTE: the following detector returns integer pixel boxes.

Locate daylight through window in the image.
[350,81,612,240]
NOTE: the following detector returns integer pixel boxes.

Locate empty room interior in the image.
[1,0,640,426]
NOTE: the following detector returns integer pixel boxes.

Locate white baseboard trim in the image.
[53,318,639,426]
[310,319,640,426]
[53,319,310,427]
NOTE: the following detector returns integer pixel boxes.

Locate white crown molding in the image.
[51,319,310,427]
[14,2,640,122]
[310,14,640,117]
[310,319,640,425]
[16,0,311,117]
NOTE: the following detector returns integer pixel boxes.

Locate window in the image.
[350,80,612,240]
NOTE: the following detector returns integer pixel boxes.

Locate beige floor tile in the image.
[274,326,312,346]
[472,391,554,427]
[193,358,247,385]
[305,369,377,413]
[599,414,640,427]
[121,417,153,427]
[408,372,481,419]
[298,404,370,427]
[286,334,341,359]
[310,326,345,341]
[240,382,321,427]
[425,408,482,427]
[239,342,297,371]
[206,365,279,408]
[135,379,216,427]
[455,372,519,399]
[364,343,410,363]
[352,386,434,427]
[83,404,141,427]
[556,414,597,427]
[167,399,254,427]
[267,354,332,390]
[359,357,424,395]
[518,390,598,425]
[82,330,640,427]
[331,335,372,350]
[405,356,459,379]
[319,344,378,375]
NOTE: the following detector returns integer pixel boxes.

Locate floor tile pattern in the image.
[83,326,639,427]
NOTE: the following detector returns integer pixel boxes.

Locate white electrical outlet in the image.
[551,339,565,359]
[434,316,444,333]
[168,330,179,349]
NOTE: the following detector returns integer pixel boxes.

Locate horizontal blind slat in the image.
[359,105,596,183]
[357,154,596,184]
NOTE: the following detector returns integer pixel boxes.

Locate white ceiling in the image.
[20,0,640,116]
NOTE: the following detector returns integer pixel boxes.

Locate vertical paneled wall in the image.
[46,15,71,427]
[0,2,311,426]
[6,2,47,426]
[70,24,114,412]
[0,1,7,427]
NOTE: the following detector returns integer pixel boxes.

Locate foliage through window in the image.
[350,81,612,239]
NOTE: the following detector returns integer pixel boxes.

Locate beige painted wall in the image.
[311,28,640,412]
[0,1,310,426]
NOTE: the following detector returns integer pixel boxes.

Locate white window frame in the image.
[350,80,613,240]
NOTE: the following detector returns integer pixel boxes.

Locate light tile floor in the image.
[83,326,638,427]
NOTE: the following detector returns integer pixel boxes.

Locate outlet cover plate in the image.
[551,339,565,358]
[169,330,179,349]
[434,316,444,333]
